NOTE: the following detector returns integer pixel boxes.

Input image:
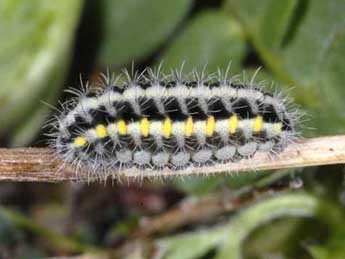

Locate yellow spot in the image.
[273,123,282,135]
[253,115,263,132]
[140,117,150,137]
[96,124,108,138]
[74,136,87,147]
[163,117,172,138]
[229,114,238,134]
[185,116,193,137]
[117,120,127,135]
[206,116,215,137]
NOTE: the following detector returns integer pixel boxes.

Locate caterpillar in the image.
[48,67,299,177]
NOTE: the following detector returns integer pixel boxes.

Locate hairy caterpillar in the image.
[48,67,300,177]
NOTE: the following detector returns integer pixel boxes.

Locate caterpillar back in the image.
[48,67,300,176]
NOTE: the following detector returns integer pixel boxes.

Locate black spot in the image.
[256,100,264,113]
[282,118,292,131]
[263,104,292,131]
[140,98,165,120]
[164,97,187,120]
[160,81,177,88]
[116,101,140,121]
[89,105,116,125]
[184,81,198,88]
[253,130,267,141]
[119,135,134,149]
[66,115,90,136]
[141,136,157,153]
[232,99,255,119]
[231,83,262,92]
[185,136,198,150]
[100,136,115,154]
[75,115,90,127]
[166,81,177,88]
[138,82,152,89]
[162,137,176,154]
[85,92,97,98]
[186,98,207,120]
[206,81,220,88]
[262,104,280,123]
[110,86,124,94]
[231,84,246,89]
[208,97,229,119]
[206,133,222,147]
[230,130,246,145]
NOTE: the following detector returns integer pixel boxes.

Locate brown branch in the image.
[0,135,345,182]
[134,184,291,237]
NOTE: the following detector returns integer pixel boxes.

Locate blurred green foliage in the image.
[1,0,344,145]
[98,0,192,67]
[0,0,83,146]
[161,11,245,73]
[0,0,345,258]
[225,0,345,135]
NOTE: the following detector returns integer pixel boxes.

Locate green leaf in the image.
[157,226,227,259]
[0,0,83,146]
[226,0,298,49]
[216,193,319,259]
[307,237,345,259]
[0,211,23,246]
[306,213,345,259]
[243,218,310,258]
[226,0,345,135]
[307,245,329,259]
[161,11,246,74]
[97,0,192,68]
[257,0,298,49]
[281,1,345,83]
[157,193,321,259]
[306,26,345,135]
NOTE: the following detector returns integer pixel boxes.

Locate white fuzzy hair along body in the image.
[48,66,300,178]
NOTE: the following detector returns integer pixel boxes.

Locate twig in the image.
[134,180,291,237]
[0,135,344,182]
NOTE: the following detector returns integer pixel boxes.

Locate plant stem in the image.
[0,135,344,182]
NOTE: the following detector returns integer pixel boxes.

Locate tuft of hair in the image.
[45,65,303,180]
